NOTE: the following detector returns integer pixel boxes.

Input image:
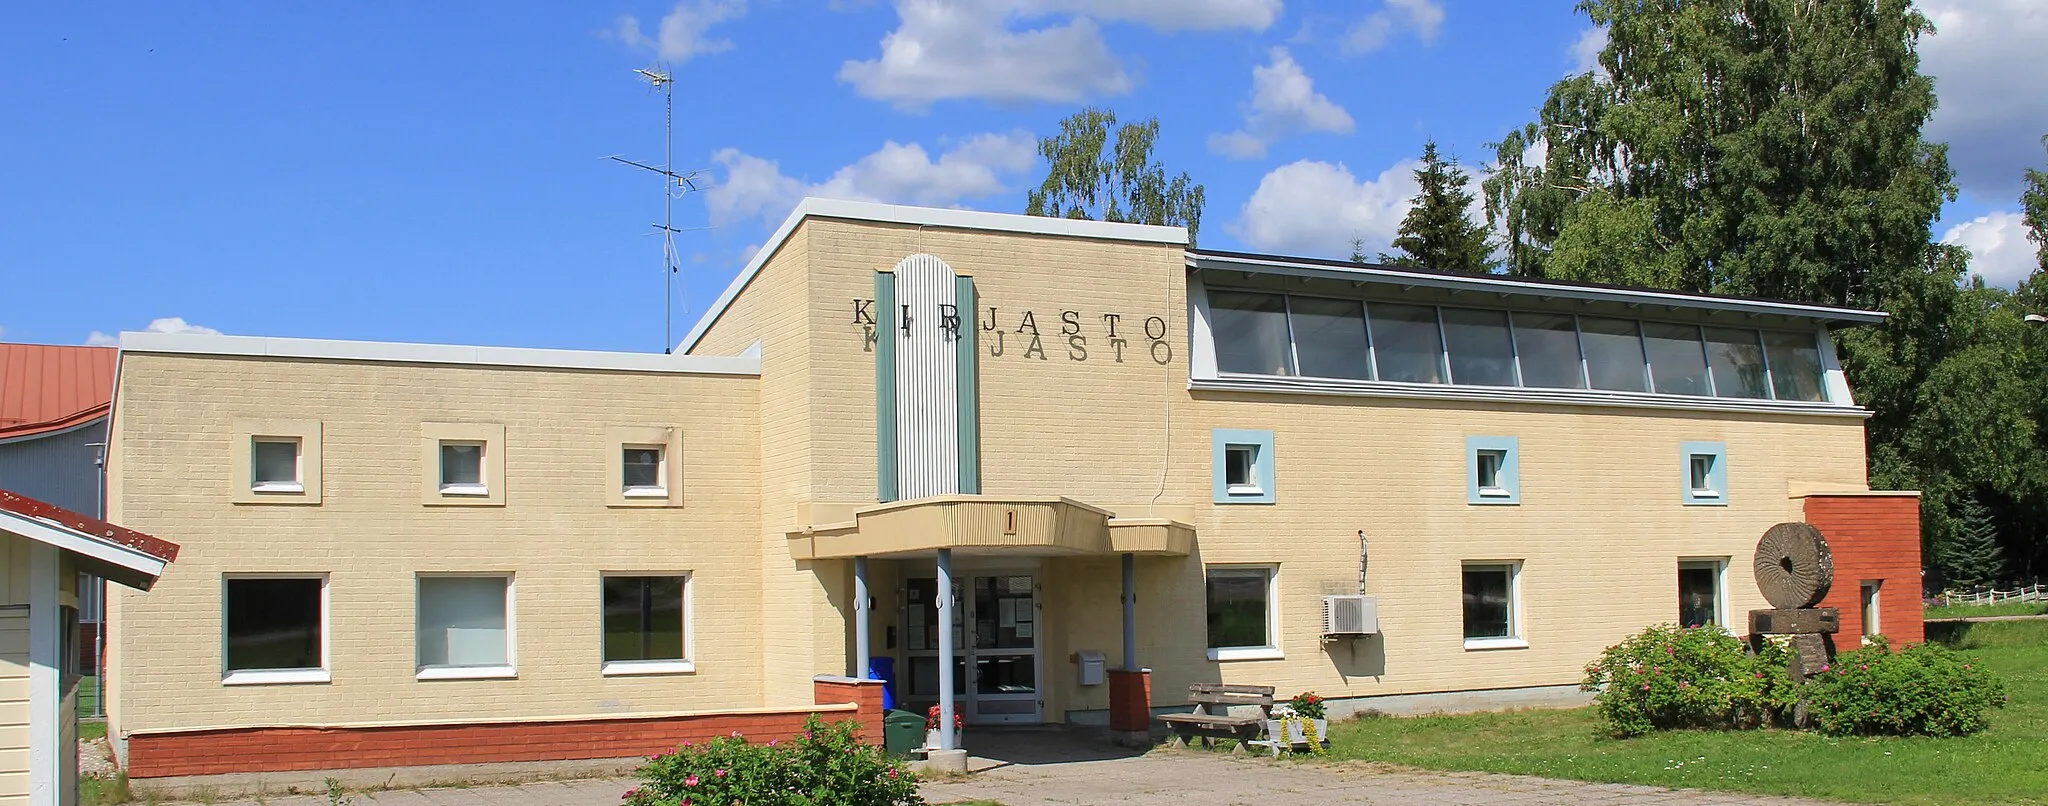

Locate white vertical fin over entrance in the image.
[894,254,961,499]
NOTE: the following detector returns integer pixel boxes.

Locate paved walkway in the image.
[153,731,1839,806]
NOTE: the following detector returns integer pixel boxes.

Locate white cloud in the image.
[611,0,747,62]
[705,132,1039,226]
[840,0,1279,109]
[85,316,222,347]
[1343,0,1444,55]
[1031,0,1280,32]
[1570,25,1606,74]
[1920,0,2048,201]
[839,1,1130,108]
[1208,47,1355,160]
[1942,210,2040,288]
[1232,158,1422,256]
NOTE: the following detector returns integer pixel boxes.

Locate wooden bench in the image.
[1159,683,1275,753]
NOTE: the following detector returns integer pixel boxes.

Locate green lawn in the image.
[1925,601,2048,620]
[1320,621,2048,806]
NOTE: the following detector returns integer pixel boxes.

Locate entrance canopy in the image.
[785,495,1192,560]
[0,489,180,591]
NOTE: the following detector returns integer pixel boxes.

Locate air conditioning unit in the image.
[1322,594,1379,637]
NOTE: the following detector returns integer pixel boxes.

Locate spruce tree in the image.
[1382,141,1492,271]
[1943,494,2009,589]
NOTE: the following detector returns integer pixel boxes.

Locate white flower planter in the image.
[923,727,964,750]
[1263,718,1329,753]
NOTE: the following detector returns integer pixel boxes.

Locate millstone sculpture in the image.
[1746,522,1839,687]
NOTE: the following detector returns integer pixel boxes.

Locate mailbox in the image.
[1076,650,1106,686]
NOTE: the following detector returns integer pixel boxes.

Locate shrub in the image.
[625,714,924,806]
[1805,638,2007,736]
[1581,624,1794,736]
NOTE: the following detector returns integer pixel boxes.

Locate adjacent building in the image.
[105,199,1922,778]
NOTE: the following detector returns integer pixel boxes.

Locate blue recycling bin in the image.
[867,657,897,712]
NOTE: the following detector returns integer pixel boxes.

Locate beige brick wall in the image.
[106,353,762,734]
[766,215,1873,714]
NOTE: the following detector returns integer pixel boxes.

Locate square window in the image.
[251,439,302,492]
[1205,566,1278,659]
[1679,560,1724,628]
[1462,563,1523,648]
[1224,445,1259,493]
[603,576,689,670]
[622,446,666,496]
[1211,429,1275,504]
[1681,442,1728,505]
[1860,580,1882,640]
[224,577,327,684]
[1466,436,1519,504]
[417,576,512,677]
[440,442,486,494]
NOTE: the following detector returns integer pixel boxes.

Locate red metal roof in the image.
[0,489,180,563]
[0,343,116,441]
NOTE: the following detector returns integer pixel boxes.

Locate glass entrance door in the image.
[900,572,1041,725]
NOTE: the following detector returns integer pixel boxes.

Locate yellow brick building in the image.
[106,199,1899,776]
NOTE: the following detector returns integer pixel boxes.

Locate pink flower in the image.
[714,768,727,778]
[1642,684,1651,690]
[888,769,900,779]
[623,787,641,800]
[684,775,699,788]
[768,740,779,747]
[804,731,814,739]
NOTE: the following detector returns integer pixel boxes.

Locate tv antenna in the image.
[608,66,711,353]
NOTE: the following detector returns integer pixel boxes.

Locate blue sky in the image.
[2,1,2042,354]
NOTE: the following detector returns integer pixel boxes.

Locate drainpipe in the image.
[935,549,957,751]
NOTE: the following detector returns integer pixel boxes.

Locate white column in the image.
[28,544,61,806]
[853,557,871,679]
[935,549,957,751]
[1121,552,1137,671]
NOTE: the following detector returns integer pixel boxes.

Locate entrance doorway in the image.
[901,568,1041,725]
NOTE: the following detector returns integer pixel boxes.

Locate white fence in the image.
[1939,582,2047,607]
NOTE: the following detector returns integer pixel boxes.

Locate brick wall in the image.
[1804,494,1924,646]
[126,677,882,778]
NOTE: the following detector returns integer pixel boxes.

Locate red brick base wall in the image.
[126,677,887,779]
[1804,494,1924,646]
[1108,670,1151,732]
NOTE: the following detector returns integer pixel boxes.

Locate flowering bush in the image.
[924,704,962,731]
[624,714,923,806]
[1805,638,2007,737]
[1284,691,1327,720]
[1581,624,1795,736]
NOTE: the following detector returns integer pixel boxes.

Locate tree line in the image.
[1024,0,2048,590]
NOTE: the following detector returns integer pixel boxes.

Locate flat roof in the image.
[119,332,761,375]
[1189,249,1886,325]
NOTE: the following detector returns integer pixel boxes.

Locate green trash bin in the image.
[883,709,925,757]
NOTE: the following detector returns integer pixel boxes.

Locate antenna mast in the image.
[610,67,707,354]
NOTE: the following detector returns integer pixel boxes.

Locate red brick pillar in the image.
[1108,669,1151,743]
[1802,493,1924,646]
[814,676,887,742]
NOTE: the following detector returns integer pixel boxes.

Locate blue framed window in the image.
[1681,441,1728,505]
[1211,429,1276,504]
[1466,436,1520,505]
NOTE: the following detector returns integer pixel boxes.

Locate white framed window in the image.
[250,438,304,493]
[601,574,693,675]
[439,441,488,495]
[1861,580,1882,642]
[621,446,667,498]
[1462,562,1526,650]
[1211,429,1276,504]
[233,420,322,504]
[1466,436,1520,504]
[1678,559,1727,629]
[606,426,683,508]
[1476,451,1506,492]
[1204,565,1282,661]
[416,575,515,680]
[222,575,330,685]
[421,422,504,506]
[1224,445,1260,494]
[1681,441,1728,505]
